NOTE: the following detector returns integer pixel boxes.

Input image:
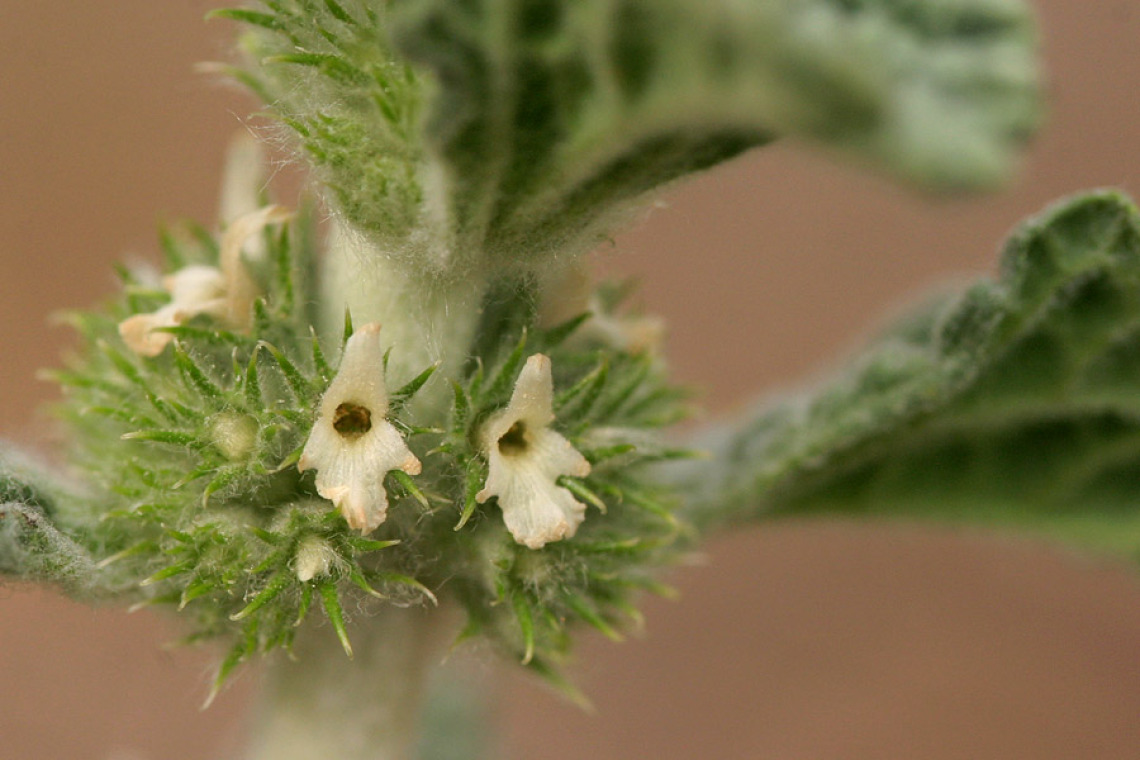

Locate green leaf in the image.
[258,340,316,404]
[372,572,439,605]
[173,343,225,402]
[319,582,354,657]
[454,457,486,531]
[310,327,334,384]
[387,469,430,509]
[228,1,424,247]
[390,0,1040,269]
[206,633,256,708]
[232,0,1038,277]
[555,360,608,418]
[121,430,201,447]
[389,362,439,411]
[682,191,1140,560]
[555,475,607,514]
[0,503,98,595]
[0,445,59,514]
[481,329,528,406]
[230,573,291,620]
[564,593,623,642]
[208,8,282,31]
[511,591,536,664]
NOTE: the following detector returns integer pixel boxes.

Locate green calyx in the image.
[48,206,694,695]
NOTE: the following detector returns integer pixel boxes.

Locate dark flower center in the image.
[333,402,372,438]
[497,421,529,456]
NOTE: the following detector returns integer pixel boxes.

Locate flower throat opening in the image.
[333,402,372,438]
[497,421,529,456]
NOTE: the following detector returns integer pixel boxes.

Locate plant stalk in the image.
[321,221,488,406]
[245,609,446,760]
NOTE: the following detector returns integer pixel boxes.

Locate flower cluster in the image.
[118,205,292,356]
[52,189,693,691]
[300,327,597,550]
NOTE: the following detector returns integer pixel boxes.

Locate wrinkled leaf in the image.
[0,446,100,593]
[391,0,1041,268]
[228,0,1039,275]
[0,502,98,593]
[0,443,61,513]
[682,191,1140,560]
[227,0,425,248]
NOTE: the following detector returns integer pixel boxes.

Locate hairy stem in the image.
[322,221,488,408]
[245,609,448,760]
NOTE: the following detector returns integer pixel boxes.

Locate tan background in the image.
[3,2,1140,758]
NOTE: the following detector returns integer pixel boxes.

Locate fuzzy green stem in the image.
[245,609,447,760]
[321,222,488,411]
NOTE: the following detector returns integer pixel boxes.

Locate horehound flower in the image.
[298,323,421,534]
[118,204,292,356]
[477,353,592,549]
[539,261,664,356]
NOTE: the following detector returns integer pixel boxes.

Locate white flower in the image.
[585,299,664,356]
[118,265,226,356]
[118,205,291,356]
[298,323,421,534]
[477,354,592,549]
[538,261,664,356]
[218,132,269,239]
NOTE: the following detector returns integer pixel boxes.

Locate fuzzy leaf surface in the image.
[228,1,425,249]
[682,191,1140,560]
[0,444,59,513]
[0,446,97,590]
[0,503,98,594]
[390,0,1041,269]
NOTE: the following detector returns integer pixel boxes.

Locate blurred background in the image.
[2,2,1140,758]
